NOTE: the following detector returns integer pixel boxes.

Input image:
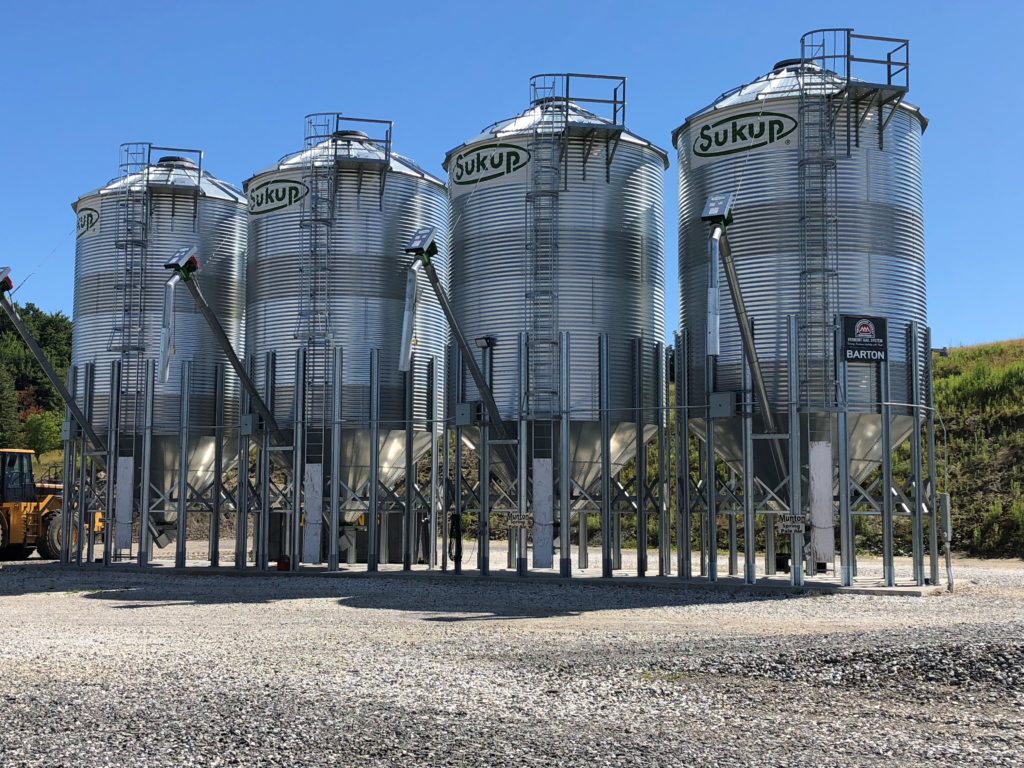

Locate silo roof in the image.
[444,100,670,171]
[72,157,245,211]
[245,132,444,191]
[672,61,927,148]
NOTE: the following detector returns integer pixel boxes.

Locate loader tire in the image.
[38,512,64,560]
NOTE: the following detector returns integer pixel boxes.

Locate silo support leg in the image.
[909,322,925,586]
[328,347,343,572]
[599,334,612,579]
[175,361,192,569]
[633,337,647,578]
[881,360,895,587]
[104,359,121,567]
[210,364,225,568]
[403,358,416,572]
[656,341,669,577]
[741,348,755,585]
[367,349,380,573]
[559,331,572,578]
[139,361,155,567]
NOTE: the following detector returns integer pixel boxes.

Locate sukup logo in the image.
[451,143,531,186]
[76,207,99,238]
[248,178,309,215]
[693,112,798,158]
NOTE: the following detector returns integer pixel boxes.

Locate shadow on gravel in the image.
[0,562,816,621]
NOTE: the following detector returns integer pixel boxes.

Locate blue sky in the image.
[1,0,1019,348]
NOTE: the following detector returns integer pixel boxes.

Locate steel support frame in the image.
[328,347,343,571]
[787,315,804,588]
[367,348,381,572]
[103,359,121,567]
[515,333,527,577]
[235,355,255,569]
[633,337,648,577]
[138,361,155,566]
[675,331,692,579]
[599,334,612,578]
[656,341,670,576]
[836,322,853,586]
[880,356,895,587]
[559,331,572,577]
[175,361,191,568]
[908,322,925,586]
[925,327,940,585]
[404,353,416,571]
[741,336,756,585]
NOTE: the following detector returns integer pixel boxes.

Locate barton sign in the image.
[841,316,888,363]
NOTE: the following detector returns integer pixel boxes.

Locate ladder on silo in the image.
[797,33,841,421]
[109,142,151,437]
[298,114,339,468]
[525,77,565,458]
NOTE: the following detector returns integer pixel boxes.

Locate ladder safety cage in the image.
[528,73,626,187]
[801,28,910,155]
[110,143,203,440]
[797,34,842,417]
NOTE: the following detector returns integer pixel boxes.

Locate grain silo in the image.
[71,145,246,557]
[244,115,449,567]
[673,30,935,586]
[444,74,667,574]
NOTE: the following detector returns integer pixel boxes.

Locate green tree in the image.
[0,366,22,447]
[22,410,62,456]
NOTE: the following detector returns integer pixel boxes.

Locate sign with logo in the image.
[76,206,100,239]
[248,176,309,216]
[841,315,888,363]
[689,109,798,169]
[776,513,806,535]
[449,142,531,197]
[506,509,531,528]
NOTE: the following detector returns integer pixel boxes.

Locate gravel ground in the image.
[0,558,1022,767]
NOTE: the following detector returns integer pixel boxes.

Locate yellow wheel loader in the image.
[0,449,67,560]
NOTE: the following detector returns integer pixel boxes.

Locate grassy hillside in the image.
[934,339,1024,557]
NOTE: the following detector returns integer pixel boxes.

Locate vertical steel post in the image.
[138,361,155,566]
[257,352,275,571]
[787,316,804,587]
[633,337,647,577]
[175,360,191,569]
[656,341,669,576]
[881,356,895,587]
[404,353,416,571]
[836,323,853,586]
[60,366,78,566]
[559,331,571,577]
[742,339,755,585]
[909,322,925,586]
[210,363,225,567]
[453,346,463,575]
[235,355,254,569]
[329,347,343,571]
[291,348,306,571]
[428,355,438,570]
[480,346,492,576]
[705,354,717,582]
[77,363,94,565]
[516,333,527,576]
[676,331,691,579]
[599,334,612,578]
[925,328,940,585]
[441,346,451,573]
[728,469,738,576]
[367,348,380,572]
[103,359,121,566]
